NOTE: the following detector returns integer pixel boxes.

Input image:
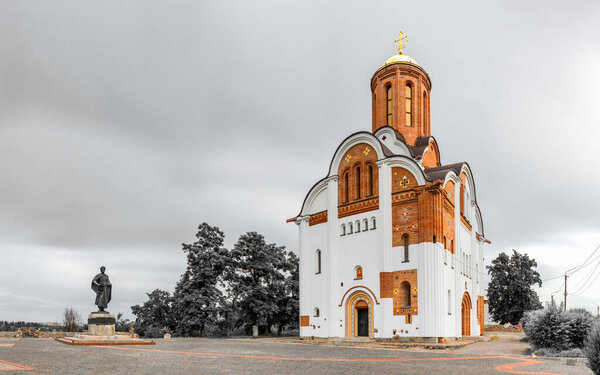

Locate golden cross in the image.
[394,31,407,55]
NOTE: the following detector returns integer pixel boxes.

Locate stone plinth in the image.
[88,313,116,336]
[56,311,154,346]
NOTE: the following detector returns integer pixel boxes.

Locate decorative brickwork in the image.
[338,197,379,218]
[309,210,327,226]
[300,316,310,327]
[338,143,379,206]
[380,269,418,316]
[391,168,418,192]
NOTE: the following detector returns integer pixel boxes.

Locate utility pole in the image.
[564,274,568,311]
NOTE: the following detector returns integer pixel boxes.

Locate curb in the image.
[534,355,588,367]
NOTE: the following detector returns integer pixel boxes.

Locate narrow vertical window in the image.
[341,224,346,236]
[355,166,361,199]
[349,223,353,234]
[386,85,392,125]
[405,83,413,126]
[344,171,349,203]
[368,165,374,196]
[356,220,360,232]
[316,250,321,274]
[423,91,427,130]
[371,217,377,230]
[363,218,368,232]
[403,235,409,262]
[314,308,320,317]
[447,290,452,315]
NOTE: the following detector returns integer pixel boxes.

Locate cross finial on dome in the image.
[394,31,407,55]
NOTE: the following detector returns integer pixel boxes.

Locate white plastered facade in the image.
[294,130,487,339]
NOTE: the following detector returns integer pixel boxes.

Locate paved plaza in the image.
[0,335,593,374]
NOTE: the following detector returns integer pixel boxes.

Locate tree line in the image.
[131,223,299,338]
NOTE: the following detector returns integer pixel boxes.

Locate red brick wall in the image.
[380,269,418,316]
[370,63,432,145]
[338,143,379,216]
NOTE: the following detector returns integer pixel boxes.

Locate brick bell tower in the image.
[371,32,432,145]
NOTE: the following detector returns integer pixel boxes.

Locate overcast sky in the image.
[1,0,599,322]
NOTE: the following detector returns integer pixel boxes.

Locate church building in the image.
[288,36,489,341]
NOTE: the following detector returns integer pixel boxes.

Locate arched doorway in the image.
[461,292,472,336]
[345,291,374,338]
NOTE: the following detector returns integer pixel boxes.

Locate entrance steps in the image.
[328,337,375,346]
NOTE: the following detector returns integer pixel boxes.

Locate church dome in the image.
[383,54,420,67]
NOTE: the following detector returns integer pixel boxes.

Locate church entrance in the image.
[461,292,471,336]
[356,306,369,336]
[344,290,374,338]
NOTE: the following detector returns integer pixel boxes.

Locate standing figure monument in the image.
[88,266,116,336]
[56,266,155,345]
[91,266,112,312]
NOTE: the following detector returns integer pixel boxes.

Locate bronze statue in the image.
[91,266,112,313]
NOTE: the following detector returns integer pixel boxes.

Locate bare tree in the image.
[63,308,81,332]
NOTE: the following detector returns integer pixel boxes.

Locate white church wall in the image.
[304,221,330,337]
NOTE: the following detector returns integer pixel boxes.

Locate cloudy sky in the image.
[1,1,599,322]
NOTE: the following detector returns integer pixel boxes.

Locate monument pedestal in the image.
[56,312,155,346]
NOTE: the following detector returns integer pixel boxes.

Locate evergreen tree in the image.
[225,232,288,335]
[131,289,173,337]
[171,223,229,337]
[487,250,542,324]
[272,252,299,335]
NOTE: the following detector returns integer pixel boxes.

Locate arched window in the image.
[405,83,413,126]
[403,235,409,262]
[355,166,361,199]
[341,224,346,236]
[371,217,376,230]
[423,91,428,130]
[343,171,349,203]
[315,250,321,274]
[386,85,393,125]
[447,290,452,315]
[363,218,368,232]
[356,220,360,232]
[348,223,353,234]
[355,266,363,279]
[400,281,411,307]
[368,165,374,196]
[314,307,320,317]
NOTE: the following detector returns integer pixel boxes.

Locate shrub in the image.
[522,300,593,352]
[142,326,172,339]
[585,321,600,375]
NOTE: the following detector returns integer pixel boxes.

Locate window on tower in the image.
[423,91,428,129]
[386,85,393,125]
[405,83,413,127]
